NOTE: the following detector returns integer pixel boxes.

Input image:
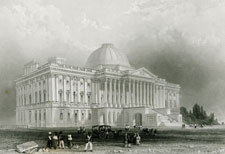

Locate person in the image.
[52,132,58,149]
[133,133,137,144]
[124,133,128,148]
[84,132,93,152]
[125,124,130,132]
[67,134,73,149]
[46,132,52,149]
[105,130,109,139]
[58,131,65,149]
[136,133,141,145]
[194,124,197,128]
[127,134,132,148]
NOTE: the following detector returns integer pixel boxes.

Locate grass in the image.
[1,125,225,150]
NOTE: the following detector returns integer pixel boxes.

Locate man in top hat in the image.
[47,132,52,149]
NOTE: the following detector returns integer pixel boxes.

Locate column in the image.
[154,84,157,108]
[158,86,161,108]
[150,83,153,107]
[84,78,87,103]
[122,80,125,106]
[147,82,149,107]
[176,92,180,108]
[98,80,102,105]
[162,86,165,108]
[118,80,121,107]
[136,81,139,106]
[30,82,34,104]
[95,80,100,104]
[109,79,112,107]
[132,80,135,107]
[140,81,142,106]
[128,79,131,106]
[63,76,66,102]
[70,77,74,102]
[113,79,117,107]
[143,82,146,106]
[55,75,58,102]
[104,79,108,106]
[152,83,156,108]
[41,79,44,103]
[37,80,40,103]
[77,78,80,103]
[45,77,49,102]
[91,79,95,104]
[48,76,52,102]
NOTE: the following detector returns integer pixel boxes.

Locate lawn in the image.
[1,125,225,154]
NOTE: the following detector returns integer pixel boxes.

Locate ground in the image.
[1,126,225,154]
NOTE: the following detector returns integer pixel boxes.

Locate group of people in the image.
[46,128,143,151]
[124,133,141,148]
[46,131,93,152]
[47,131,68,150]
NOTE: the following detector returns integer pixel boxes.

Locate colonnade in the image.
[101,78,167,108]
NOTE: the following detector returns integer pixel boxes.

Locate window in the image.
[39,110,41,121]
[74,110,78,123]
[67,80,69,84]
[39,91,41,103]
[80,82,83,86]
[35,111,37,122]
[73,92,76,102]
[24,95,26,104]
[59,91,63,102]
[35,92,37,103]
[88,95,90,103]
[29,94,32,104]
[81,94,83,103]
[44,110,46,121]
[88,110,91,120]
[60,110,63,120]
[66,91,70,102]
[68,112,71,120]
[44,91,46,102]
[81,110,85,120]
[87,83,90,87]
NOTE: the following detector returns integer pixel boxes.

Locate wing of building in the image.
[15,43,182,128]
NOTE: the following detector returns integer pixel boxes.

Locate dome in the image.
[85,43,131,69]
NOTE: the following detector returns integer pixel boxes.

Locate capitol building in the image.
[15,43,182,128]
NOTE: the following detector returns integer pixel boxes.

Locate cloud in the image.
[0,0,88,123]
[81,13,112,31]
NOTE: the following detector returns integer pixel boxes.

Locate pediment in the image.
[129,67,157,79]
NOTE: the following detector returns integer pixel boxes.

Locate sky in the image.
[0,0,225,123]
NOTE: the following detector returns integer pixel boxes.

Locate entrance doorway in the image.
[99,113,105,125]
[134,113,142,126]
